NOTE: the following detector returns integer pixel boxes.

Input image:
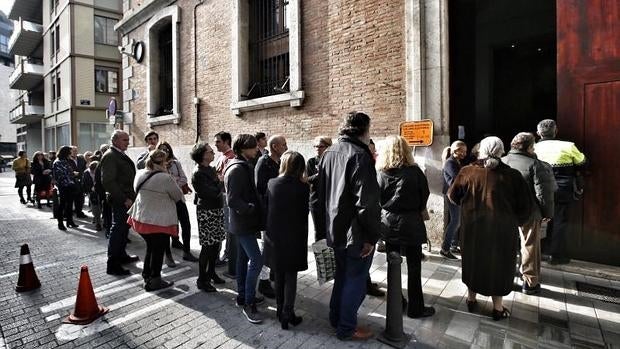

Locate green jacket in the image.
[100,147,136,206]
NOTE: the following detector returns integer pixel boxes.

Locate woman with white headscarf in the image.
[447,136,531,321]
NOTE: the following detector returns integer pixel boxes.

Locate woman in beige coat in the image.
[128,149,184,291]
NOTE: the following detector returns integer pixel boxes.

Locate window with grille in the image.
[248,0,290,99]
[157,24,173,115]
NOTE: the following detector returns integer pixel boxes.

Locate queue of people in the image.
[9,113,585,340]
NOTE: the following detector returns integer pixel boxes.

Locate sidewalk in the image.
[0,170,618,348]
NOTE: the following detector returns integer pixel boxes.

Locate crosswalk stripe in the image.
[41,266,191,314]
[55,277,201,341]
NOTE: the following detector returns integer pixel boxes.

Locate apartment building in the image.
[8,0,122,156]
[0,12,17,155]
[8,0,44,155]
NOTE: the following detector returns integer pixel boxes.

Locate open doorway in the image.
[449,0,556,147]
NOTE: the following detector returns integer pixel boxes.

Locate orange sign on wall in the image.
[400,119,433,146]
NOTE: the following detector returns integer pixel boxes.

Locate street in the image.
[0,170,619,349]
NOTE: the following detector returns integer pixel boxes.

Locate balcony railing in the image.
[9,18,43,57]
[9,59,44,91]
[8,0,43,24]
[9,101,45,124]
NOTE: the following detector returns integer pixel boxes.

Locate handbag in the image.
[181,183,191,195]
[312,239,336,284]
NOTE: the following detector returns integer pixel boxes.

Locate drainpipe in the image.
[194,0,205,143]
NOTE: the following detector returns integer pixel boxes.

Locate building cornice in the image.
[114,0,177,35]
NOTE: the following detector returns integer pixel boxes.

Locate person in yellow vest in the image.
[534,119,586,265]
[12,151,33,205]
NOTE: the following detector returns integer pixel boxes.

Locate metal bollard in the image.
[378,251,411,348]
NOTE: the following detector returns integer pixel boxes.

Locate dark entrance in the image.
[449,0,620,265]
[449,0,556,147]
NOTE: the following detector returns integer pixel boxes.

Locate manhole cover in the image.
[575,281,620,305]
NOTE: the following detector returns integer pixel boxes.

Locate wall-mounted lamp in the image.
[118,39,145,63]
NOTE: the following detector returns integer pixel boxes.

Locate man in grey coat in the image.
[101,130,139,275]
[502,132,556,295]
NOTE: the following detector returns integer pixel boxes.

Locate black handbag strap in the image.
[135,171,161,194]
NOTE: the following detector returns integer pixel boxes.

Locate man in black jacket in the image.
[225,134,265,324]
[315,112,380,341]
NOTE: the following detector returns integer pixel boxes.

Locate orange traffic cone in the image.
[64,265,109,325]
[15,244,41,292]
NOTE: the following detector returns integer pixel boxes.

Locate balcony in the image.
[9,19,43,57]
[9,101,45,124]
[8,0,43,24]
[9,60,44,91]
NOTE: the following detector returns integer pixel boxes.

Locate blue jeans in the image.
[108,204,130,266]
[236,234,263,304]
[329,244,373,339]
[442,196,460,251]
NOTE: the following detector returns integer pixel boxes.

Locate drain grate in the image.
[575,281,620,305]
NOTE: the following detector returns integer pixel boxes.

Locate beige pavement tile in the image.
[568,321,605,346]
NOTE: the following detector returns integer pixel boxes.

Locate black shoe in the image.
[145,277,173,291]
[258,280,276,299]
[107,265,131,276]
[67,221,79,228]
[121,255,140,264]
[492,307,510,321]
[376,240,386,253]
[366,283,385,297]
[37,203,42,209]
[450,246,461,255]
[58,222,67,231]
[223,271,236,280]
[466,299,478,313]
[522,282,541,295]
[75,212,87,219]
[210,274,225,284]
[95,224,102,231]
[171,240,184,250]
[440,249,458,260]
[126,237,132,243]
[407,306,435,319]
[197,279,216,292]
[20,198,27,204]
[215,258,227,267]
[182,252,199,262]
[242,303,263,324]
[281,313,303,330]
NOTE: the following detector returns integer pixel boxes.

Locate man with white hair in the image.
[100,130,139,275]
[254,135,288,299]
[534,119,586,265]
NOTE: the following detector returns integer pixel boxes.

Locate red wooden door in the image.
[557,0,620,265]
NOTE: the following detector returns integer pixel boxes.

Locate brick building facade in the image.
[116,0,450,241]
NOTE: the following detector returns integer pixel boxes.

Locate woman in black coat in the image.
[265,150,309,330]
[377,136,434,319]
[191,142,226,292]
